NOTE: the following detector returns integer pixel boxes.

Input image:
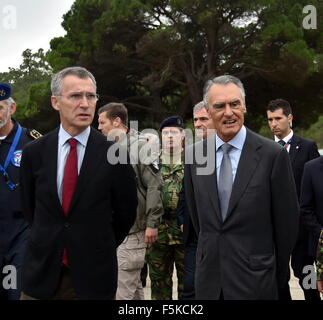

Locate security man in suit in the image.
[267,98,320,300]
[0,82,41,300]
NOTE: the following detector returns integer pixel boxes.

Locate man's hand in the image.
[317,280,323,293]
[180,224,183,233]
[145,227,158,244]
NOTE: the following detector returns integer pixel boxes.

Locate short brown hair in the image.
[98,102,128,126]
[267,99,292,117]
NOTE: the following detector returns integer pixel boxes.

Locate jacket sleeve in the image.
[270,148,299,288]
[140,164,163,228]
[111,155,138,247]
[300,162,322,243]
[19,142,36,224]
[308,141,320,161]
[184,162,200,236]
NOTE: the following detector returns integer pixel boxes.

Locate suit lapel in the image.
[288,134,300,164]
[201,138,222,223]
[226,130,262,221]
[45,129,64,216]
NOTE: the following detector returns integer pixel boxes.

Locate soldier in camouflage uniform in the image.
[147,115,185,300]
[98,103,163,300]
[317,229,323,295]
[316,231,323,284]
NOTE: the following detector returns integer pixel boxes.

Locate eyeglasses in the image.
[58,92,99,103]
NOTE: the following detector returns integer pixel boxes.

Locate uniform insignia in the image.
[11,150,22,167]
[29,129,42,139]
[0,89,5,97]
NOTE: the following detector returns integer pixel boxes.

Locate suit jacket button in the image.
[64,223,70,228]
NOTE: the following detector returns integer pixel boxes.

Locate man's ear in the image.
[242,104,247,113]
[51,96,60,111]
[288,114,293,124]
[113,117,122,128]
[9,102,16,116]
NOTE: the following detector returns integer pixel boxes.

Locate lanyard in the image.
[0,123,22,190]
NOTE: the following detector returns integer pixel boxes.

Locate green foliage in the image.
[2,0,323,133]
[0,49,52,126]
[298,115,323,148]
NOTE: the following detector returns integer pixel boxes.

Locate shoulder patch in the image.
[28,129,42,139]
[11,150,22,167]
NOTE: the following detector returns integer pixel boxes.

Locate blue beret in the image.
[0,82,11,101]
[160,115,184,131]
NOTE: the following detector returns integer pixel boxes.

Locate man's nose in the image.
[80,95,90,107]
[223,104,233,116]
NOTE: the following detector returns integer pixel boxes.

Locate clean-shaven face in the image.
[98,112,114,136]
[267,108,292,139]
[193,107,214,139]
[51,75,97,135]
[207,83,246,142]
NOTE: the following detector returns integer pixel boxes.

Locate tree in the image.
[30,1,323,130]
[0,48,52,126]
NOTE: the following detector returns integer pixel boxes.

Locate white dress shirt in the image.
[57,125,90,203]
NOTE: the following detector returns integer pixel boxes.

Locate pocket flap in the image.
[248,254,275,271]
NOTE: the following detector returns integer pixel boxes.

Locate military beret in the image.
[160,115,184,131]
[0,82,11,101]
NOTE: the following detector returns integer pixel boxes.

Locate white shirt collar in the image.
[58,125,91,147]
[274,129,293,143]
[216,125,247,151]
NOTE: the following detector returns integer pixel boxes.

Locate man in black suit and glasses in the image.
[20,66,137,300]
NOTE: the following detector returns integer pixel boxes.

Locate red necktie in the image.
[61,138,78,265]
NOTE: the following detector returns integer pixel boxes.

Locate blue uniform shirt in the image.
[0,119,35,253]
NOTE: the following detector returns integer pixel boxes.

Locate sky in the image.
[0,0,75,72]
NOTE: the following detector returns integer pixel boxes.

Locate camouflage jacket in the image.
[118,130,163,234]
[316,229,323,280]
[157,152,184,245]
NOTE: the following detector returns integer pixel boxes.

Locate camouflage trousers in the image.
[316,229,323,280]
[147,242,184,300]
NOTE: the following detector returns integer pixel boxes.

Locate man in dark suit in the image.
[300,156,323,292]
[19,66,137,300]
[177,101,214,300]
[184,75,299,300]
[267,98,320,300]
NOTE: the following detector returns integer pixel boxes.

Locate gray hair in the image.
[193,101,206,114]
[2,97,15,108]
[203,75,246,106]
[51,66,97,96]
